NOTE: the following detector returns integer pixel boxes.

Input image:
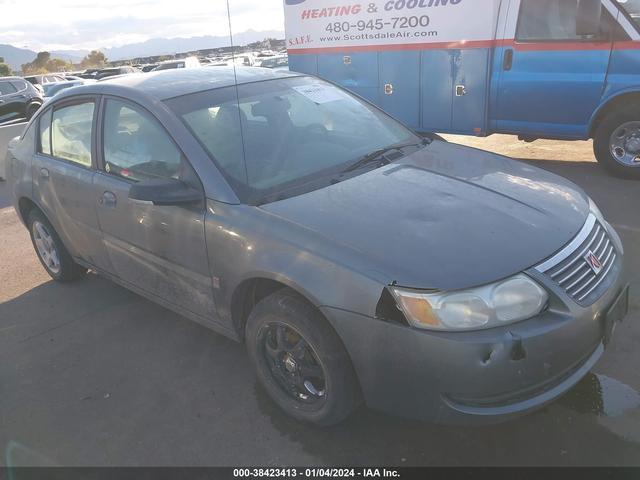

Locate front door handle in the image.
[503,48,514,71]
[99,191,117,208]
[40,168,49,179]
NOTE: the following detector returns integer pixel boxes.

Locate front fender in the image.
[204,200,389,330]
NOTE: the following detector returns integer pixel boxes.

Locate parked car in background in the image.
[0,76,43,125]
[95,66,139,80]
[141,64,158,73]
[23,74,66,94]
[7,69,629,426]
[153,57,201,71]
[42,80,94,101]
[78,69,100,80]
[258,55,289,71]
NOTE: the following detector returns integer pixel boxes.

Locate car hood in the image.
[261,141,590,290]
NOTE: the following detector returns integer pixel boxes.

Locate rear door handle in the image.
[99,191,117,208]
[503,49,514,71]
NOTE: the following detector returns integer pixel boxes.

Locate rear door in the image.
[494,0,615,138]
[31,98,112,270]
[92,97,216,319]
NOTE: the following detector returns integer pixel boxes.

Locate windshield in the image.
[167,76,418,204]
[618,0,640,28]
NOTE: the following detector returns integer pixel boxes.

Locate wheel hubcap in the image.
[610,121,640,166]
[261,323,326,404]
[33,221,61,274]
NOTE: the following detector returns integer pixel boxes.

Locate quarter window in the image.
[517,0,610,41]
[51,102,95,167]
[102,99,182,182]
[38,109,53,155]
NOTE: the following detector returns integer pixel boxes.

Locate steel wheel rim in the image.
[32,221,61,274]
[259,322,327,406]
[610,121,640,167]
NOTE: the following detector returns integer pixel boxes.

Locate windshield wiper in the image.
[341,139,430,174]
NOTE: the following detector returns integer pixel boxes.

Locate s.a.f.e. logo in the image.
[285,0,306,4]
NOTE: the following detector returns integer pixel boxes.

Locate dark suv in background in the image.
[0,76,43,126]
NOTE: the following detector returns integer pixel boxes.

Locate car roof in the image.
[52,67,302,102]
[0,76,24,81]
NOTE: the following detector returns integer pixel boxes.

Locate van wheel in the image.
[594,106,640,179]
[245,289,361,426]
[27,209,87,282]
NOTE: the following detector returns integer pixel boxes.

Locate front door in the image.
[93,97,216,320]
[494,0,615,138]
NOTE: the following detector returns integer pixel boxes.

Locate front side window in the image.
[618,0,640,29]
[0,81,17,96]
[38,109,53,155]
[51,102,94,167]
[517,0,611,41]
[168,77,416,204]
[103,99,182,182]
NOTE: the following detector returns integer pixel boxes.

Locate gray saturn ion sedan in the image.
[7,68,629,426]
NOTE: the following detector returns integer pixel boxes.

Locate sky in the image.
[0,0,285,51]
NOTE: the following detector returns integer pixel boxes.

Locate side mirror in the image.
[128,178,202,206]
[576,0,602,37]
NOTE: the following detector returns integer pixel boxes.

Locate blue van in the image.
[285,0,640,177]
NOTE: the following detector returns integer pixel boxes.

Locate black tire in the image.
[27,209,87,282]
[593,105,640,179]
[245,289,361,426]
[26,103,41,121]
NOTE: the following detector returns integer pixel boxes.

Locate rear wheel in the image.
[26,103,41,121]
[594,106,640,179]
[27,209,87,282]
[245,289,361,426]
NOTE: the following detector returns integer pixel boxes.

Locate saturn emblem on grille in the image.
[585,251,603,275]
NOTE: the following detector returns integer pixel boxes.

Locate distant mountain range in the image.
[0,29,284,70]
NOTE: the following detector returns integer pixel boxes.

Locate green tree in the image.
[21,52,73,74]
[0,57,11,76]
[80,50,107,69]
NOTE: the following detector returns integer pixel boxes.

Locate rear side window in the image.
[38,109,53,155]
[0,81,17,95]
[517,0,612,41]
[51,102,95,167]
[102,99,182,182]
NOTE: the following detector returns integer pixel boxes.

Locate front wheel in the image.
[245,290,361,426]
[593,106,640,179]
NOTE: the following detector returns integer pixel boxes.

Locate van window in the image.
[517,0,610,41]
[38,109,53,155]
[102,99,182,182]
[51,102,95,167]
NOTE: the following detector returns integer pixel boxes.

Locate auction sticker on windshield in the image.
[284,0,501,52]
[291,83,347,103]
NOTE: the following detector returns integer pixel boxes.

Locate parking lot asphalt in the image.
[1,135,639,466]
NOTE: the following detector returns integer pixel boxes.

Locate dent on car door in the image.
[31,101,113,271]
[93,97,216,320]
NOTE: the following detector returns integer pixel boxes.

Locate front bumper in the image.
[322,232,629,425]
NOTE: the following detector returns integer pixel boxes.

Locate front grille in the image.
[536,215,617,305]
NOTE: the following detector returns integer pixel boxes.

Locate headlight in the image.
[391,275,548,332]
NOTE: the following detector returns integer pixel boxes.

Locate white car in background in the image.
[153,56,201,71]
